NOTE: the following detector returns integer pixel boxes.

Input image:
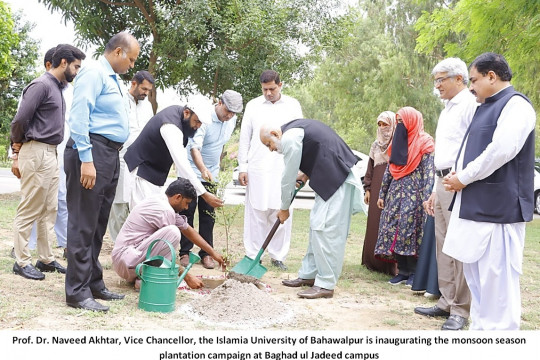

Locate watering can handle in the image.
[260,180,305,251]
[145,238,177,268]
[135,263,144,280]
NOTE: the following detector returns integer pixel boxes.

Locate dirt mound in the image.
[181,279,293,328]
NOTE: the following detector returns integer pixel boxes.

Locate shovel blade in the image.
[231,255,267,279]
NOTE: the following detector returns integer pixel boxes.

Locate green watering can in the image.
[135,239,200,313]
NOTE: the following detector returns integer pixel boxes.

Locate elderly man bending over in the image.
[260,119,364,299]
[112,178,224,289]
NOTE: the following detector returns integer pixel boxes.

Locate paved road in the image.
[223,184,315,210]
[4,169,538,217]
[0,168,20,194]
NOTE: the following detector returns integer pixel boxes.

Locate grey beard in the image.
[274,138,283,154]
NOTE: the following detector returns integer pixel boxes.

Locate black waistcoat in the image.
[281,119,358,201]
[458,86,535,223]
[124,105,188,186]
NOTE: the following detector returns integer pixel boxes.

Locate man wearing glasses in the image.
[414,58,478,330]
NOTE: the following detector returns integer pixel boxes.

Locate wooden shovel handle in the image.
[260,218,281,251]
[260,180,305,251]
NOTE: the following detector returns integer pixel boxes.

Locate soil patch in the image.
[181,279,293,329]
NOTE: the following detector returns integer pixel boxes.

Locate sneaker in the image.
[388,274,409,285]
[424,292,440,300]
[405,273,415,287]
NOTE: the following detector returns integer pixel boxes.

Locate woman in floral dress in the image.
[375,107,434,286]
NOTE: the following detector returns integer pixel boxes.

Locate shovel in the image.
[231,181,304,279]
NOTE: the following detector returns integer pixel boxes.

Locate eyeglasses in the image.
[434,75,454,86]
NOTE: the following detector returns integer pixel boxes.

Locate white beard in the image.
[274,137,283,154]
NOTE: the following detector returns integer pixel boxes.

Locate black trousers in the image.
[64,139,120,303]
[396,254,417,276]
[179,182,215,258]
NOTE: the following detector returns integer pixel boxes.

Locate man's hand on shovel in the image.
[277,179,304,224]
[277,209,290,224]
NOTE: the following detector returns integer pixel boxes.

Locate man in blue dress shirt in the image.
[64,32,140,312]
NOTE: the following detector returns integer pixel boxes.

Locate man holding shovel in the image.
[260,120,364,299]
[111,178,225,289]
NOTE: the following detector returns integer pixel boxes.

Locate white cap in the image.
[185,94,213,125]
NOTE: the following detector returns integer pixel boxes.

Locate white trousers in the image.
[130,174,163,210]
[242,192,293,262]
[463,223,525,330]
[107,202,130,243]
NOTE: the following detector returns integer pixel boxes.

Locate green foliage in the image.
[38,0,339,103]
[290,2,443,153]
[415,0,540,154]
[0,8,39,160]
[0,1,17,79]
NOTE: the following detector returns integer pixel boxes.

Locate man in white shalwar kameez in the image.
[238,70,303,270]
[260,120,364,299]
[108,70,155,242]
[443,53,536,330]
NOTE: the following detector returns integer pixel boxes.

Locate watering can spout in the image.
[177,252,201,287]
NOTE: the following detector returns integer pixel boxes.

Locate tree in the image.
[38,0,340,112]
[0,5,40,160]
[416,0,540,105]
[290,1,444,153]
[0,1,18,79]
[415,0,540,154]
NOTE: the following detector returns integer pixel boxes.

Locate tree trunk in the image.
[148,49,158,115]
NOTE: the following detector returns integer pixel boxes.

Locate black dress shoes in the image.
[282,278,315,287]
[271,259,288,270]
[13,262,45,280]
[92,288,125,301]
[36,260,66,274]
[67,298,109,312]
[442,315,468,330]
[297,286,334,299]
[414,305,450,317]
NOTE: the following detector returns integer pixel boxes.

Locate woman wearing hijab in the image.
[361,111,398,275]
[375,107,435,286]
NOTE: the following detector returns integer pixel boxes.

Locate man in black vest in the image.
[260,119,364,299]
[124,95,223,210]
[442,53,536,330]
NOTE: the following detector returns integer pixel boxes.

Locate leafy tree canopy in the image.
[415,0,540,106]
[0,6,40,159]
[39,0,340,105]
[290,1,444,153]
[415,0,540,154]
[0,1,18,79]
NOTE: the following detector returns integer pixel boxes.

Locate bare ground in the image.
[1,192,538,331]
